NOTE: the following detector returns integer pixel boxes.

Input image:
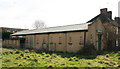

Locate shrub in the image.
[23,57,27,59]
[77,44,97,55]
[9,50,14,54]
[5,59,10,62]
[24,50,30,53]
[18,64,23,66]
[26,56,30,58]
[15,51,20,54]
[33,58,38,62]
[31,50,35,52]
[36,48,49,53]
[4,51,9,55]
[20,53,24,57]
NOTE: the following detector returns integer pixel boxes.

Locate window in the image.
[37,38,39,44]
[90,34,93,44]
[69,37,72,42]
[116,27,118,35]
[58,37,62,44]
[79,35,83,45]
[90,34,92,39]
[68,37,72,45]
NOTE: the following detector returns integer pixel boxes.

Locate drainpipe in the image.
[84,31,86,47]
[48,34,49,51]
[116,27,119,47]
[65,32,67,52]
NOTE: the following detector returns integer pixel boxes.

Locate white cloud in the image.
[0,0,119,29]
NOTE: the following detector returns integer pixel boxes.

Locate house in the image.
[114,17,120,48]
[1,27,28,39]
[87,8,120,50]
[0,27,28,33]
[3,8,120,53]
[1,27,28,48]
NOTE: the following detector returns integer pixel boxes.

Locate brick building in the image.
[3,8,120,53]
[0,27,28,33]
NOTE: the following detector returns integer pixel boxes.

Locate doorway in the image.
[96,30,103,51]
[20,38,25,49]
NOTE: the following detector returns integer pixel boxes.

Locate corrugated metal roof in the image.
[12,23,89,36]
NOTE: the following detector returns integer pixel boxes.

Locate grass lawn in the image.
[2,48,120,67]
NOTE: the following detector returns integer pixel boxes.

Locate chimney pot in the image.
[107,11,112,19]
[114,17,120,24]
[100,8,108,15]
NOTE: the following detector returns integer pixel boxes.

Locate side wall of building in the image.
[48,33,66,52]
[87,18,118,50]
[66,32,85,53]
[103,23,117,49]
[25,35,35,49]
[24,31,87,53]
[87,18,105,50]
[35,34,49,50]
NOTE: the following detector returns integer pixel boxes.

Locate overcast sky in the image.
[0,0,119,29]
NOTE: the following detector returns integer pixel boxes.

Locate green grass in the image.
[2,48,120,67]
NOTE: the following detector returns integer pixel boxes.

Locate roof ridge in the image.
[35,23,88,30]
[12,23,88,36]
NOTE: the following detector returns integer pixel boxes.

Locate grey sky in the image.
[0,0,119,29]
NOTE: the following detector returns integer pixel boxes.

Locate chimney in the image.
[100,8,108,15]
[114,17,120,24]
[107,11,112,19]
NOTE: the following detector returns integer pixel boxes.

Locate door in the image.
[98,35,101,51]
[96,30,103,51]
[30,37,33,49]
[20,38,25,49]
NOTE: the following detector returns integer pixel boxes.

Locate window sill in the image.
[68,43,72,45]
[58,43,62,44]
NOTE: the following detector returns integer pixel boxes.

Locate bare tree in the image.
[33,20,46,29]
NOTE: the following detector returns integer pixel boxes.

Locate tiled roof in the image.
[87,14,112,23]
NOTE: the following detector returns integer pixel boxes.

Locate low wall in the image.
[3,39,20,48]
